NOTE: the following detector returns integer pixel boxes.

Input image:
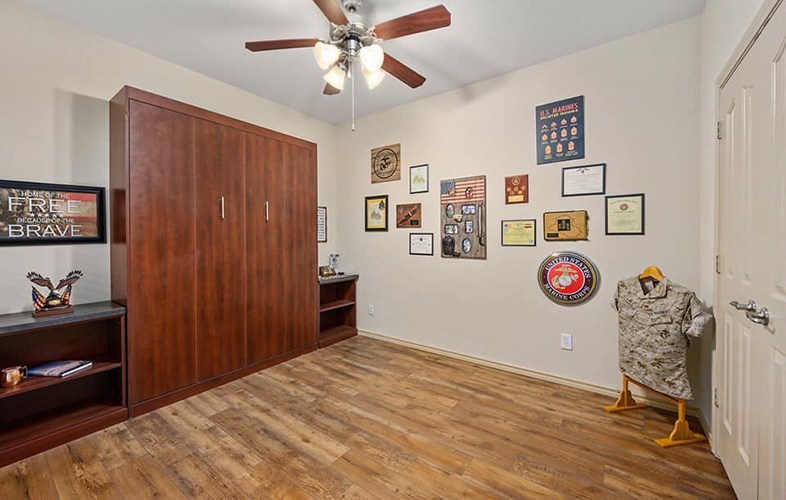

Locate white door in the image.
[717,2,786,499]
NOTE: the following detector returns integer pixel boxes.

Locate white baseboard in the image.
[358,329,712,443]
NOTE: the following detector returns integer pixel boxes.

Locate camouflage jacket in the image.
[613,277,710,400]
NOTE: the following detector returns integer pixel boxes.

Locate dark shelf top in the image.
[0,301,126,337]
[318,274,359,286]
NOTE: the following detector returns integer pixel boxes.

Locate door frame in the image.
[712,0,784,451]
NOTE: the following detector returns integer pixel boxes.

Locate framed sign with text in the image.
[0,180,106,245]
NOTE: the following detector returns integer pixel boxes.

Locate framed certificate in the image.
[364,195,388,232]
[501,219,536,246]
[317,206,327,242]
[605,193,645,235]
[561,164,605,197]
[409,233,434,255]
[409,164,429,194]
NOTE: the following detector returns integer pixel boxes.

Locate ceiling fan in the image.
[245,0,452,97]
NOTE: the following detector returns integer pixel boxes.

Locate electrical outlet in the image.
[560,333,573,351]
[368,304,374,316]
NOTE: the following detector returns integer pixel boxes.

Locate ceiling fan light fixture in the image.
[314,41,341,70]
[362,67,386,90]
[359,44,384,72]
[324,64,347,91]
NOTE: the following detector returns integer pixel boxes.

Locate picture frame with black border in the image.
[0,179,106,246]
[409,164,429,194]
[364,195,389,232]
[501,219,537,247]
[409,233,434,255]
[317,206,327,243]
[561,163,606,197]
[605,193,645,235]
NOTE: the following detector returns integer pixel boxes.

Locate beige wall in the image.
[0,1,340,314]
[336,19,701,393]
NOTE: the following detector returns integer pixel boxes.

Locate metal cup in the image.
[0,366,28,388]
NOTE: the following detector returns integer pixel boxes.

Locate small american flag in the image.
[32,288,46,311]
[440,176,485,204]
[61,285,72,306]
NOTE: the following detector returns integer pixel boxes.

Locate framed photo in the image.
[543,210,588,241]
[606,193,645,235]
[364,195,388,231]
[0,180,106,246]
[505,175,529,204]
[561,164,606,197]
[409,164,429,194]
[371,144,401,183]
[396,203,422,228]
[501,219,536,246]
[317,206,327,242]
[409,233,434,255]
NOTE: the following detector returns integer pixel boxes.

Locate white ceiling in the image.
[16,0,707,124]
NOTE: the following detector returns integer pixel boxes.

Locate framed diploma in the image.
[561,164,605,197]
[605,193,645,235]
[365,195,388,232]
[317,206,327,242]
[409,233,434,255]
[501,219,536,246]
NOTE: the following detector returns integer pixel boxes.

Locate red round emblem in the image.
[620,203,629,211]
[538,251,600,305]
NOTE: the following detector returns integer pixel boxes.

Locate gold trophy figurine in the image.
[27,270,83,317]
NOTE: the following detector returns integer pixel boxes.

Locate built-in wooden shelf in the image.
[0,360,122,400]
[319,299,356,313]
[318,274,358,348]
[0,301,127,467]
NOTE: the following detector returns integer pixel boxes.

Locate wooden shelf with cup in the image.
[0,301,127,467]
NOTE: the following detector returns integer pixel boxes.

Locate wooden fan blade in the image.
[245,38,319,52]
[373,5,451,41]
[312,0,349,25]
[382,54,426,88]
[324,83,341,95]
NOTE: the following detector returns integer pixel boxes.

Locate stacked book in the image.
[28,360,93,378]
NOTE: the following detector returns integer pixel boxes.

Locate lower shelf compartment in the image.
[0,397,127,466]
[319,325,357,348]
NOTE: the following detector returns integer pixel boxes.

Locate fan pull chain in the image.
[351,60,356,132]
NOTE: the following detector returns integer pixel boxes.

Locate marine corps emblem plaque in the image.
[537,251,599,306]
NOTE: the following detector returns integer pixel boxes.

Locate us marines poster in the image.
[536,96,585,165]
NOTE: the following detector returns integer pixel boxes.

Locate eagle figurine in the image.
[27,270,83,316]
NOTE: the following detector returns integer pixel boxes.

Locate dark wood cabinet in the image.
[111,87,318,416]
[126,100,197,404]
[195,118,247,381]
[319,275,358,348]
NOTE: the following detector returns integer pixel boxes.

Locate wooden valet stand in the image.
[604,374,707,448]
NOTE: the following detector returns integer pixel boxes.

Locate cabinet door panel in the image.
[283,144,318,351]
[246,134,287,362]
[128,100,196,404]
[195,119,247,380]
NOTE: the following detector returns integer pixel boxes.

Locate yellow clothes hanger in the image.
[639,266,664,282]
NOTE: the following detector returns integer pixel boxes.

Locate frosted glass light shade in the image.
[314,42,340,70]
[324,64,346,90]
[363,67,386,89]
[359,44,384,72]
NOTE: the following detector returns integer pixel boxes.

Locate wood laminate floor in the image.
[0,336,734,499]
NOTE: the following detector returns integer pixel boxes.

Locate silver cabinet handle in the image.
[220,196,225,220]
[746,307,770,326]
[730,300,756,312]
[265,201,269,222]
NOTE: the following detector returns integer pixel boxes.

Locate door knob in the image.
[745,307,770,326]
[730,300,756,312]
